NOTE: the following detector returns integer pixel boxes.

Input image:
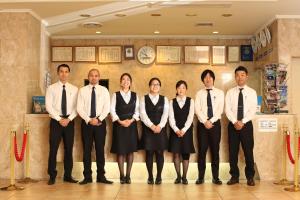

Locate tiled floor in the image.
[1,179,300,200]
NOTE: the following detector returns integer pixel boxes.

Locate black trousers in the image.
[48,119,75,179]
[81,120,107,180]
[228,121,255,179]
[197,120,221,180]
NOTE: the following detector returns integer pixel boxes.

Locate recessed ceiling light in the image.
[186,14,197,17]
[151,13,161,17]
[222,14,232,17]
[96,31,102,34]
[212,31,219,34]
[195,22,213,27]
[82,22,102,28]
[154,30,160,34]
[115,14,126,17]
[80,14,91,18]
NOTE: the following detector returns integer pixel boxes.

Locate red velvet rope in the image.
[286,132,300,164]
[14,130,27,162]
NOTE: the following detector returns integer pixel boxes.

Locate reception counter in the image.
[24,113,297,181]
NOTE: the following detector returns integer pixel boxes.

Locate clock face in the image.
[137,46,155,65]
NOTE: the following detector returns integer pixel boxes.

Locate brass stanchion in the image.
[285,128,300,192]
[19,124,38,184]
[274,124,292,185]
[0,130,24,191]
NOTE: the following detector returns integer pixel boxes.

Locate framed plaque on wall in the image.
[51,46,73,62]
[74,46,96,62]
[156,46,181,64]
[98,46,122,63]
[184,46,210,64]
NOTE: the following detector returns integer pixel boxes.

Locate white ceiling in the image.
[0,0,300,37]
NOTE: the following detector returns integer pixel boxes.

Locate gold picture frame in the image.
[184,46,210,64]
[156,45,181,64]
[98,46,122,63]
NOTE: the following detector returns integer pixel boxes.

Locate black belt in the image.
[60,115,70,119]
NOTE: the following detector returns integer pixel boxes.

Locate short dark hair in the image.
[149,77,161,87]
[57,64,70,73]
[120,73,132,82]
[235,66,248,74]
[176,80,188,89]
[201,69,215,82]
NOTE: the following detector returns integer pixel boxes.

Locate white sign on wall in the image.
[257,118,278,132]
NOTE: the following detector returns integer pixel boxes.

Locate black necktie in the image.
[237,88,244,121]
[61,85,67,116]
[207,89,213,120]
[90,86,96,118]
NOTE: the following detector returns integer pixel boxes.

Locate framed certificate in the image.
[184,46,210,64]
[156,46,181,64]
[74,46,96,62]
[51,46,73,62]
[241,45,253,61]
[98,46,122,63]
[124,45,135,60]
[227,46,240,63]
[212,46,226,65]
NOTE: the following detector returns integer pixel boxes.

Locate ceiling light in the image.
[154,30,160,34]
[80,14,91,18]
[186,14,197,17]
[212,31,219,34]
[222,14,232,17]
[115,14,126,17]
[96,31,102,34]
[151,13,161,17]
[195,22,213,27]
[82,22,103,28]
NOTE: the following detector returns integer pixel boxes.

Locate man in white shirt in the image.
[77,69,113,185]
[225,66,257,186]
[45,64,78,185]
[195,69,224,185]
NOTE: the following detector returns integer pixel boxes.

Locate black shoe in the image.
[63,177,78,183]
[247,178,255,186]
[155,178,162,185]
[174,177,181,184]
[182,177,188,185]
[227,178,239,185]
[147,177,154,185]
[47,178,55,185]
[79,178,92,185]
[120,176,126,184]
[195,179,204,185]
[212,178,222,185]
[97,177,113,184]
[125,176,131,184]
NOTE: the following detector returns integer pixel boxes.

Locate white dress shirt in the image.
[169,96,195,133]
[225,85,257,124]
[195,87,224,124]
[45,81,78,121]
[77,84,110,124]
[140,93,169,128]
[110,90,140,122]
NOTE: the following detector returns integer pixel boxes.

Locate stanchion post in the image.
[285,128,300,192]
[274,124,292,185]
[0,130,24,191]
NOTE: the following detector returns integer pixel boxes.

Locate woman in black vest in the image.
[140,77,169,185]
[110,73,139,184]
[169,80,195,185]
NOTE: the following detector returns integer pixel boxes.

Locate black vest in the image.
[173,97,191,129]
[115,91,136,120]
[145,95,165,125]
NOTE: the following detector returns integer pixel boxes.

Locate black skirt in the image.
[110,121,139,154]
[168,127,195,154]
[140,124,168,151]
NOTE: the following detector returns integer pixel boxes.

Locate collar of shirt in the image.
[58,81,68,87]
[176,96,186,103]
[88,84,98,90]
[149,93,159,100]
[236,85,248,92]
[204,86,215,91]
[120,90,131,97]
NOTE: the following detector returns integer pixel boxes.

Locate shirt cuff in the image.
[85,117,91,125]
[210,116,218,124]
[53,115,62,122]
[111,115,119,122]
[181,127,188,133]
[242,118,250,124]
[133,115,140,121]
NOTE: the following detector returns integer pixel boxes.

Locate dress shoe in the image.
[147,177,154,185]
[212,178,222,185]
[155,178,162,185]
[195,179,204,185]
[79,179,92,185]
[247,178,255,186]
[97,177,113,184]
[120,176,126,184]
[125,176,131,184]
[174,177,181,184]
[47,178,55,185]
[63,177,78,183]
[227,178,239,185]
[182,177,188,185]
